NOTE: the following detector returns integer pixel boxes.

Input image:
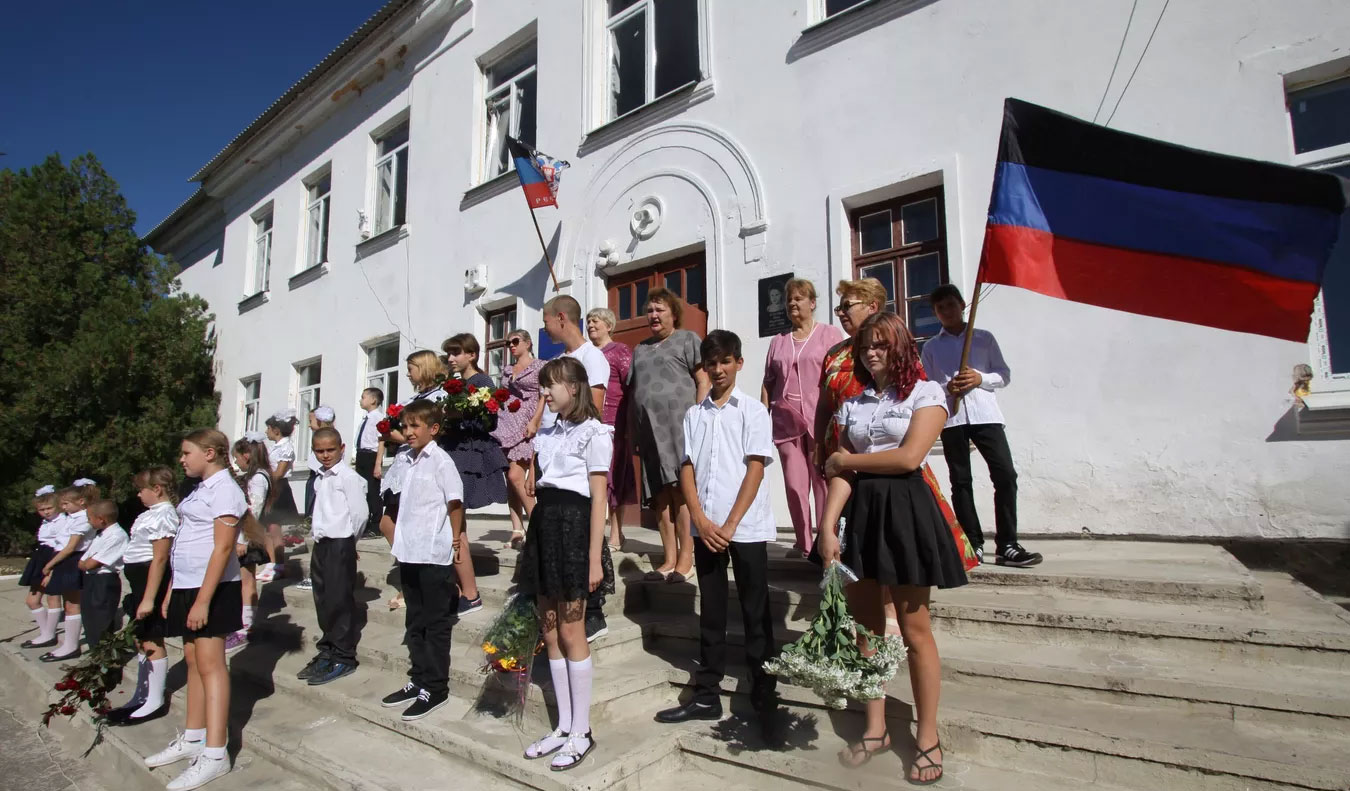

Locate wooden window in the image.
[484,306,517,381]
[241,376,262,433]
[294,359,322,463]
[605,251,708,347]
[365,338,400,407]
[849,186,948,341]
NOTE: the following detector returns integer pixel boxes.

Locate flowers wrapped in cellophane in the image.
[473,593,543,725]
[763,562,907,709]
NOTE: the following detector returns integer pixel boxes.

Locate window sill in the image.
[460,169,520,211]
[237,290,270,314]
[790,0,933,62]
[355,225,410,260]
[288,263,329,290]
[579,79,716,157]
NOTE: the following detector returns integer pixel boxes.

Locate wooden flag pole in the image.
[527,205,560,292]
[953,256,987,415]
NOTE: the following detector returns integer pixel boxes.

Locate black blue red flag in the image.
[506,137,569,209]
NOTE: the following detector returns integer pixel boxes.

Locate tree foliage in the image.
[0,154,218,551]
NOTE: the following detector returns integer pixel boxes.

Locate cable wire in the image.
[1105,0,1171,127]
[1092,0,1139,123]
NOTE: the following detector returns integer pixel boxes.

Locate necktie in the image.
[357,416,369,450]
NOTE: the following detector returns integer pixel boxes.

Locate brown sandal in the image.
[907,741,943,786]
[837,731,890,768]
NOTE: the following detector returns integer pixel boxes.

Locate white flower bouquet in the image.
[763,562,907,709]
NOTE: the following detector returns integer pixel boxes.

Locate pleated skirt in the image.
[842,472,969,590]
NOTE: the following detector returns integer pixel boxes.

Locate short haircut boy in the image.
[88,499,119,523]
[312,426,342,446]
[929,283,965,306]
[700,330,743,363]
[401,399,442,427]
[543,294,582,324]
[363,387,384,406]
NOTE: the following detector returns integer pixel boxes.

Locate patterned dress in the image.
[491,357,545,463]
[444,372,509,509]
[629,329,702,506]
[818,338,978,571]
[600,341,637,508]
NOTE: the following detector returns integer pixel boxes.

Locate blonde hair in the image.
[785,278,818,302]
[88,499,119,523]
[33,492,58,510]
[543,294,582,324]
[406,349,446,390]
[184,428,231,466]
[507,328,533,351]
[836,278,888,312]
[586,308,617,332]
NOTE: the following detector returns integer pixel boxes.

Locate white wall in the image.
[163,0,1350,538]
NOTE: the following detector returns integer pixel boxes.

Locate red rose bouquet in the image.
[378,403,405,439]
[442,378,512,432]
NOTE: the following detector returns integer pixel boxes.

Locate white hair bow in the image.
[35,484,56,497]
[244,430,266,443]
[271,407,297,422]
[314,406,336,422]
[71,477,96,487]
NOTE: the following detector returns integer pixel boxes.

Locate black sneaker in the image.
[457,595,483,616]
[585,614,608,643]
[381,681,420,708]
[996,543,1043,568]
[308,661,356,686]
[297,656,326,681]
[973,545,985,565]
[401,688,448,721]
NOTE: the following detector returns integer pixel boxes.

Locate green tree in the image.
[0,154,218,551]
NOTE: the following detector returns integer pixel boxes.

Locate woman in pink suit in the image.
[586,308,636,551]
[761,278,844,557]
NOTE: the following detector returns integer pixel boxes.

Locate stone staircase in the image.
[3,524,1350,791]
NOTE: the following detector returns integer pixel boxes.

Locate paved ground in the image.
[0,690,109,791]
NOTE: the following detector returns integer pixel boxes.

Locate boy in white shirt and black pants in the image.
[381,399,465,721]
[354,387,386,537]
[298,427,370,686]
[78,499,129,650]
[656,330,778,728]
[920,284,1042,568]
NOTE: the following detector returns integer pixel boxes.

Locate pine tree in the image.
[0,154,218,550]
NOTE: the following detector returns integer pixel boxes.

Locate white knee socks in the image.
[30,608,53,642]
[242,605,255,630]
[132,658,167,717]
[55,614,81,656]
[124,655,149,707]
[46,608,63,636]
[549,658,572,733]
[567,657,594,736]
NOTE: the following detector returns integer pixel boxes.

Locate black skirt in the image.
[842,472,969,590]
[19,545,54,588]
[123,562,170,642]
[383,490,400,521]
[517,487,614,602]
[268,482,300,524]
[239,543,269,568]
[42,554,83,595]
[165,581,244,639]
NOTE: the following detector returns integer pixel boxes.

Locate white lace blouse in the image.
[534,418,613,498]
[123,502,180,565]
[836,380,949,454]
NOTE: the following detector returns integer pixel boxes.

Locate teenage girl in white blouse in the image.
[519,357,615,772]
[260,410,300,582]
[231,433,273,650]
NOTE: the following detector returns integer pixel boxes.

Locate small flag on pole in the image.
[507,137,570,209]
[981,98,1347,342]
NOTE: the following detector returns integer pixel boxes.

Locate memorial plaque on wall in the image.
[758,273,794,337]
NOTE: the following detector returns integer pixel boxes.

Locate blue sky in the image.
[0,1,384,235]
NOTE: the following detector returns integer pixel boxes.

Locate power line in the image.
[1093,0,1139,124]
[1105,0,1171,127]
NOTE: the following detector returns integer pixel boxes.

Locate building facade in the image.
[147,0,1350,538]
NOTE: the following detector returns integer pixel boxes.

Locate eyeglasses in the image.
[508,338,523,347]
[834,300,863,315]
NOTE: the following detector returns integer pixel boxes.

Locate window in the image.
[374,121,410,235]
[606,0,702,121]
[366,339,401,407]
[295,360,322,463]
[849,186,948,341]
[305,171,331,270]
[250,210,274,295]
[820,0,871,19]
[482,44,538,182]
[606,251,708,347]
[241,376,262,433]
[484,306,518,380]
[1287,76,1350,379]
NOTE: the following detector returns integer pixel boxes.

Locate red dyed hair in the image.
[853,312,922,399]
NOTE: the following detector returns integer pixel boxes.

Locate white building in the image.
[147,0,1350,539]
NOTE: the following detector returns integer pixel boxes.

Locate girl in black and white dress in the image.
[37,485,97,662]
[259,410,299,582]
[20,486,64,649]
[144,429,250,791]
[230,433,273,652]
[518,357,615,772]
[108,467,179,725]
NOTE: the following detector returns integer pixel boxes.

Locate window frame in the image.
[481,43,538,184]
[365,337,402,411]
[847,185,949,342]
[249,208,274,296]
[294,359,322,464]
[373,121,410,236]
[304,170,331,271]
[815,0,875,22]
[595,0,708,127]
[241,375,262,434]
[606,251,709,343]
[483,305,518,381]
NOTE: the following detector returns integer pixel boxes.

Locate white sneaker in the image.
[255,564,277,583]
[144,732,203,768]
[166,755,231,790]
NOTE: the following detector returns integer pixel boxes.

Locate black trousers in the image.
[354,450,382,534]
[312,537,359,665]
[693,540,776,706]
[401,562,456,696]
[941,423,1019,549]
[83,572,122,649]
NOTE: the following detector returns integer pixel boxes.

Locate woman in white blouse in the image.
[517,357,615,772]
[817,312,968,786]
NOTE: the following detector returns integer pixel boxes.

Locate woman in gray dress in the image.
[628,288,710,582]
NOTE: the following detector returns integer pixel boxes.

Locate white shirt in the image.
[391,442,464,565]
[81,524,129,574]
[682,388,776,542]
[919,326,1010,428]
[124,502,180,565]
[534,418,613,498]
[541,343,611,428]
[173,468,246,589]
[837,380,949,454]
[381,387,449,495]
[312,461,370,540]
[238,471,270,546]
[57,510,94,552]
[356,409,384,452]
[37,515,64,549]
[268,437,296,468]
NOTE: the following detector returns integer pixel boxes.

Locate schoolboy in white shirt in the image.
[298,427,370,686]
[656,330,778,728]
[354,387,386,537]
[77,499,129,650]
[381,399,465,721]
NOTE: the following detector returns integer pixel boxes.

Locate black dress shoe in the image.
[655,700,723,723]
[21,637,57,649]
[103,701,144,725]
[39,650,80,663]
[121,702,169,725]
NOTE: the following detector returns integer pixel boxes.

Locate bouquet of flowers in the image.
[375,402,404,438]
[42,621,139,751]
[763,563,907,709]
[474,593,542,724]
[442,379,518,432]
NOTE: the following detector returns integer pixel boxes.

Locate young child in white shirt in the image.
[655,330,778,728]
[259,409,300,582]
[229,433,273,653]
[20,485,64,649]
[37,484,97,661]
[519,356,615,772]
[298,427,369,686]
[381,399,464,722]
[78,499,129,650]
